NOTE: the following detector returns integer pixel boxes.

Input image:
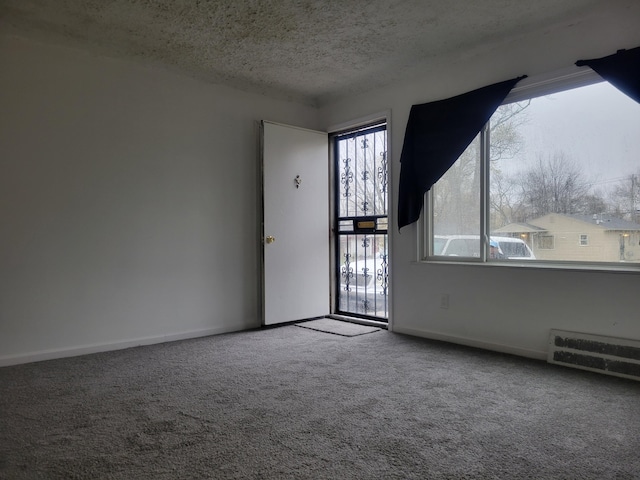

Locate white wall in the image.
[3,2,640,367]
[320,0,640,359]
[0,34,319,365]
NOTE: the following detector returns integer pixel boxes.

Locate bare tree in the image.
[609,173,640,222]
[432,138,480,234]
[490,169,529,227]
[433,101,531,234]
[517,152,595,217]
[489,100,530,163]
[581,191,609,216]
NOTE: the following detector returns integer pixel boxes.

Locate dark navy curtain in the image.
[576,46,640,104]
[397,76,526,230]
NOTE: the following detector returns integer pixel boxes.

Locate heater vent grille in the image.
[548,329,640,381]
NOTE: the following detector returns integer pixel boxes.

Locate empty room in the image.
[1,0,640,478]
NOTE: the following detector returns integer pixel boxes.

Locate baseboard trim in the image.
[0,323,255,367]
[328,314,388,329]
[392,326,547,361]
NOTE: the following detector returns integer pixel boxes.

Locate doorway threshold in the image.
[328,314,388,330]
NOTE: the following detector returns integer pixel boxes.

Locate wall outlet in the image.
[440,293,450,309]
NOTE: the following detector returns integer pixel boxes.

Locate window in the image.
[427,68,640,266]
[537,235,555,250]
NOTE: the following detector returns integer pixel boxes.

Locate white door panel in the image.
[262,121,329,325]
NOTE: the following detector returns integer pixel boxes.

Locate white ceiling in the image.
[1,0,606,106]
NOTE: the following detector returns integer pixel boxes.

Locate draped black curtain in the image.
[576,46,640,104]
[397,76,526,230]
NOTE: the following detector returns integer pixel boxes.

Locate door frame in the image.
[327,111,393,329]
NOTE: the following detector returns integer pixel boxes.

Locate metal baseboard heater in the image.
[548,329,640,381]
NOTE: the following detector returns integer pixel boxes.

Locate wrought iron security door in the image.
[334,123,388,321]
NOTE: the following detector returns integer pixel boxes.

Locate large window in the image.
[427,70,640,266]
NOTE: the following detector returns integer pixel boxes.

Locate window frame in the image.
[536,235,555,250]
[579,234,589,246]
[419,65,640,272]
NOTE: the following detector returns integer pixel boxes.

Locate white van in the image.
[491,236,536,260]
[434,235,535,260]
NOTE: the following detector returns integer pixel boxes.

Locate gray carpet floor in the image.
[1,325,639,479]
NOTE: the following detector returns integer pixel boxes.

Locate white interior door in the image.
[261,121,330,325]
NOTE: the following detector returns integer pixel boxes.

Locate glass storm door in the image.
[334,123,389,321]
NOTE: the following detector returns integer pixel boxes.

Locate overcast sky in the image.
[499,81,640,193]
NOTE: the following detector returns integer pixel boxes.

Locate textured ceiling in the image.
[1,0,605,106]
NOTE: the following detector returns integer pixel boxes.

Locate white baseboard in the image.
[328,314,388,329]
[0,323,256,367]
[392,326,547,361]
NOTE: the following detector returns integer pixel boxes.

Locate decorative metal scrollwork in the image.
[362,299,371,313]
[341,158,353,198]
[377,151,388,194]
[361,266,370,279]
[341,252,353,292]
[376,253,389,296]
[336,128,389,320]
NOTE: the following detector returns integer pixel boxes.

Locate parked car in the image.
[338,254,389,318]
[492,236,535,260]
[433,235,535,259]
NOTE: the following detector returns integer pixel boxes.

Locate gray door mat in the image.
[295,318,380,337]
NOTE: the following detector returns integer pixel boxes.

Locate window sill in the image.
[415,259,640,274]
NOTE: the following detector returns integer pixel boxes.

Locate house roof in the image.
[498,213,640,233]
[493,223,547,234]
[566,213,640,231]
[0,0,608,106]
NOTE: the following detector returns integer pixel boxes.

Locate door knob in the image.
[265,236,276,244]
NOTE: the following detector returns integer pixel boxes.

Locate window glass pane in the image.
[338,219,353,232]
[537,235,554,250]
[338,234,388,318]
[432,135,481,257]
[490,82,640,263]
[337,128,388,218]
[376,217,389,231]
